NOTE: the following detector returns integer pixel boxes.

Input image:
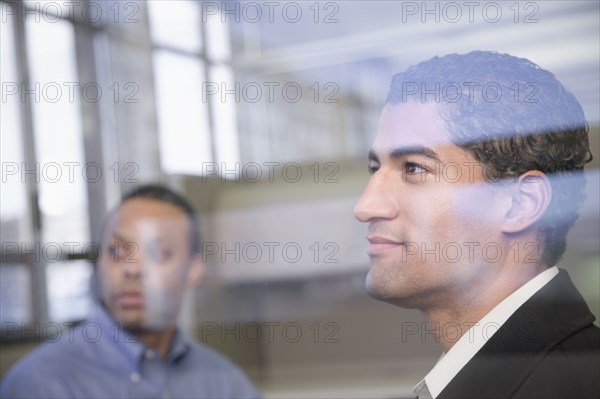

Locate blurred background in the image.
[1,1,598,397]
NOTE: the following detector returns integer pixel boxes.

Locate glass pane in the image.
[148,0,202,53]
[0,264,32,324]
[205,10,232,62]
[209,64,240,168]
[153,50,213,174]
[1,7,30,244]
[22,0,75,20]
[25,18,89,244]
[46,260,93,322]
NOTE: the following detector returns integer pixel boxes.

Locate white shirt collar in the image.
[413,266,559,398]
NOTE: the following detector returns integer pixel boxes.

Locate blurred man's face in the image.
[99,198,201,331]
[354,102,507,310]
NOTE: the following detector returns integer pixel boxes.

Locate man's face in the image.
[98,198,202,330]
[354,102,506,310]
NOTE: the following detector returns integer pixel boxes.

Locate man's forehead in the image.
[372,102,453,156]
[106,199,190,236]
[113,214,188,230]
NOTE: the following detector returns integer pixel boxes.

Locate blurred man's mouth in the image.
[116,291,144,307]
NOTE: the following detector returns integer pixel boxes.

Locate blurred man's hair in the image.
[119,184,201,255]
[386,50,593,266]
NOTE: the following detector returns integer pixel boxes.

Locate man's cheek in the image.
[142,272,187,330]
[143,265,186,296]
[97,269,114,298]
[452,183,496,222]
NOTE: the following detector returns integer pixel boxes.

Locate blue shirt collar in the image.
[90,303,191,373]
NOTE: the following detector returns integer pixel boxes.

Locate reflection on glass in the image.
[153,50,212,174]
[210,64,240,169]
[1,10,29,243]
[148,0,202,53]
[205,11,232,62]
[25,18,89,243]
[46,260,93,322]
[0,265,32,324]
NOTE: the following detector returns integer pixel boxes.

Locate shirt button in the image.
[130,372,141,383]
[145,350,155,359]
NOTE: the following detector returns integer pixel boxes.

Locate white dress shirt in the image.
[413,266,559,399]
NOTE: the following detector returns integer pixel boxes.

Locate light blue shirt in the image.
[1,305,260,398]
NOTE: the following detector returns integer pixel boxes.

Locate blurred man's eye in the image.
[108,244,123,262]
[147,246,173,262]
[107,242,139,262]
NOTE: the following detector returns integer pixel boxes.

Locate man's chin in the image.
[112,308,147,330]
[115,310,176,332]
[366,273,395,302]
[365,273,417,308]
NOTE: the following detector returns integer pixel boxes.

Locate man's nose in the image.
[353,173,398,222]
[123,259,142,278]
[121,244,143,278]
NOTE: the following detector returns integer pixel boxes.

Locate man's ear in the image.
[186,254,205,288]
[502,170,552,233]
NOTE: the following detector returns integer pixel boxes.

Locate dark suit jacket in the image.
[438,269,600,399]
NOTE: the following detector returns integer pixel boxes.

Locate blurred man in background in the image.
[1,184,260,398]
[354,51,599,398]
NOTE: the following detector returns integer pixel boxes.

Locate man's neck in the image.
[136,327,176,359]
[422,262,548,352]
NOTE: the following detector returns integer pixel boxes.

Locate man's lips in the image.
[367,236,405,255]
[116,292,144,307]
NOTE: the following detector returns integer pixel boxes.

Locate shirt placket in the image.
[127,348,168,398]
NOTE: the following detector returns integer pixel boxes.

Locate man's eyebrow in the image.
[390,146,441,162]
[368,146,441,163]
[110,231,132,244]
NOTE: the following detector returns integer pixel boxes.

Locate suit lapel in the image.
[438,269,596,399]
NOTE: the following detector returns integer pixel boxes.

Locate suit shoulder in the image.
[551,323,600,381]
[518,324,600,398]
[555,322,600,351]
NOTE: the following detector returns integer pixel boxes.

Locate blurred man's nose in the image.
[123,260,142,278]
[121,244,143,278]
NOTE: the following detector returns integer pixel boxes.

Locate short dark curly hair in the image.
[387,51,593,266]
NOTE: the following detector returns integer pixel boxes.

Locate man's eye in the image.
[148,247,172,262]
[109,245,119,255]
[404,162,426,174]
[368,164,379,174]
[108,245,123,261]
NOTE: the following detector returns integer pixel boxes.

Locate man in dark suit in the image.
[353,51,599,398]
